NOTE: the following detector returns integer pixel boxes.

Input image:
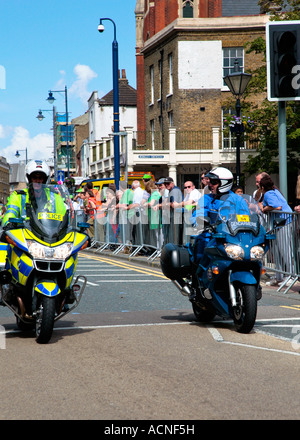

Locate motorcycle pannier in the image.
[160,243,193,280]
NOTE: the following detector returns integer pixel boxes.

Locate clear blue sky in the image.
[0,0,137,164]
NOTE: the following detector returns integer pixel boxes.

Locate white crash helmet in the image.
[205,167,233,194]
[25,160,50,184]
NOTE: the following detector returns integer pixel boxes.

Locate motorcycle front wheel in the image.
[35,296,56,344]
[233,284,257,333]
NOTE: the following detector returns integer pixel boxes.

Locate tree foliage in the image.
[239,0,300,180]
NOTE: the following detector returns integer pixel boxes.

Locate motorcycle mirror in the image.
[274,218,286,228]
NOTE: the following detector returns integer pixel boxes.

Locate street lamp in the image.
[98,17,120,189]
[36,107,57,178]
[46,86,70,177]
[15,148,28,163]
[224,59,252,186]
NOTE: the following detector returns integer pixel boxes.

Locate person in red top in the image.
[86,182,100,202]
[84,189,97,239]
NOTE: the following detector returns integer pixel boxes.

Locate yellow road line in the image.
[79,252,168,279]
[280,305,300,311]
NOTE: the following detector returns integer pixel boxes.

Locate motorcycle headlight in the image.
[53,243,73,259]
[224,244,244,260]
[250,245,265,260]
[28,241,73,260]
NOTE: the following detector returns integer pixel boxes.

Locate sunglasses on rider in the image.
[184,185,192,189]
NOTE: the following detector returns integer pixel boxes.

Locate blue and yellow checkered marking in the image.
[7,245,33,285]
[6,229,28,253]
[71,232,88,255]
[65,255,77,288]
[35,282,60,297]
[0,243,8,265]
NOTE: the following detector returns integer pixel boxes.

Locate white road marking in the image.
[206,323,300,357]
[86,279,169,283]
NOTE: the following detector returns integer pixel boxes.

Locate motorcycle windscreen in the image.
[226,214,260,236]
[217,194,261,236]
[27,183,69,241]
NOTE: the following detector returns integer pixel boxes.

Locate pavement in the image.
[84,244,300,302]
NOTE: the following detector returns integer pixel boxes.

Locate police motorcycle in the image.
[0,182,90,343]
[161,193,283,334]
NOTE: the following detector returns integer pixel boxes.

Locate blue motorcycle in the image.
[161,195,283,333]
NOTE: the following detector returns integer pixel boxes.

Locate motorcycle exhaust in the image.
[1,295,33,323]
[172,279,192,297]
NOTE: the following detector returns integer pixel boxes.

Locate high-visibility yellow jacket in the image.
[3,188,66,227]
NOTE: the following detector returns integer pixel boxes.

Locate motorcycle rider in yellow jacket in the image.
[3,160,66,227]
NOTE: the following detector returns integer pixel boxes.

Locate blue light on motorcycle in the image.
[9,218,24,224]
[266,233,276,240]
[78,222,90,229]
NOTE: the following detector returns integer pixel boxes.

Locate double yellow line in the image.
[79,252,168,279]
[280,304,300,312]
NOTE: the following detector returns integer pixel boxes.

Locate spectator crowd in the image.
[70,173,212,250]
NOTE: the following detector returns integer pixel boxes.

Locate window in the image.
[222,107,247,151]
[150,65,154,104]
[168,111,173,127]
[223,48,244,86]
[158,59,162,101]
[183,0,194,18]
[168,53,173,95]
[159,115,163,149]
[150,120,155,150]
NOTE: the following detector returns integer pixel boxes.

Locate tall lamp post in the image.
[46,86,70,177]
[98,17,120,189]
[36,107,57,179]
[224,59,252,186]
[15,148,28,163]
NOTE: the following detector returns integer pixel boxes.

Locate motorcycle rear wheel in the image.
[192,302,216,323]
[35,296,56,344]
[233,285,257,333]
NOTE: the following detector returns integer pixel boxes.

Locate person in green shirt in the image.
[144,180,163,248]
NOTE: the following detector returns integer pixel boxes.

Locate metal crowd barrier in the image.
[73,206,300,293]
[262,211,300,294]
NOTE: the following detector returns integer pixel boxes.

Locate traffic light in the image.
[266,21,300,101]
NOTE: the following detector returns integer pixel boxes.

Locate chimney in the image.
[119,69,128,84]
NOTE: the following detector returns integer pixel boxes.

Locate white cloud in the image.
[2,126,53,164]
[0,125,5,138]
[0,124,13,139]
[54,70,67,90]
[69,64,98,106]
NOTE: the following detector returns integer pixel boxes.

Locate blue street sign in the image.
[57,170,65,182]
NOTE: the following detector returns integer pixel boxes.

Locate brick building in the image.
[134,0,268,190]
[72,112,89,177]
[0,156,10,203]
